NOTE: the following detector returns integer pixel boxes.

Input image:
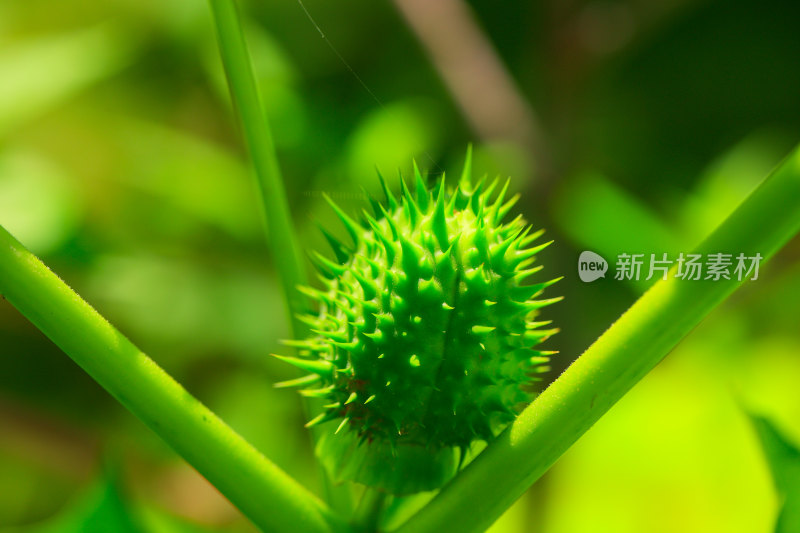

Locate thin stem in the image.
[0,225,344,533]
[395,144,800,533]
[352,489,388,532]
[208,0,353,514]
[208,0,307,337]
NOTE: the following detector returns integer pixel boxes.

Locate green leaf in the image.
[345,100,442,191]
[3,472,236,533]
[0,149,82,255]
[136,507,227,533]
[749,415,800,533]
[0,25,137,137]
[679,131,794,247]
[13,475,141,533]
[553,171,680,289]
[112,121,261,241]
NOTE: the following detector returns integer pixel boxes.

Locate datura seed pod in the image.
[276,150,560,494]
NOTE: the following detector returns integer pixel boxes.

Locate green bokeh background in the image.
[1,0,799,531]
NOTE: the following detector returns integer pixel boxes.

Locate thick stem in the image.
[395,145,800,533]
[0,225,344,533]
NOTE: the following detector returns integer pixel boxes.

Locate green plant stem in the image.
[208,0,353,515]
[395,144,800,533]
[0,225,344,533]
[208,0,307,337]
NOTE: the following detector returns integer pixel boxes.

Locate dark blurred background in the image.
[1,0,800,531]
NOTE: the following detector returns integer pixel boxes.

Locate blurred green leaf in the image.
[749,415,800,533]
[0,149,82,255]
[0,451,74,528]
[678,131,794,247]
[113,120,261,241]
[84,254,287,362]
[0,25,137,136]
[345,99,441,189]
[552,172,680,291]
[554,172,679,253]
[471,143,533,189]
[0,471,237,533]
[137,507,227,533]
[5,474,141,533]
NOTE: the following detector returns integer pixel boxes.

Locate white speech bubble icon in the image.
[578,251,608,282]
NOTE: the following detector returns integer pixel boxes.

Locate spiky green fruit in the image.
[277,152,560,494]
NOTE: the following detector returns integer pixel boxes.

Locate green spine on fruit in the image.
[276,150,560,494]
